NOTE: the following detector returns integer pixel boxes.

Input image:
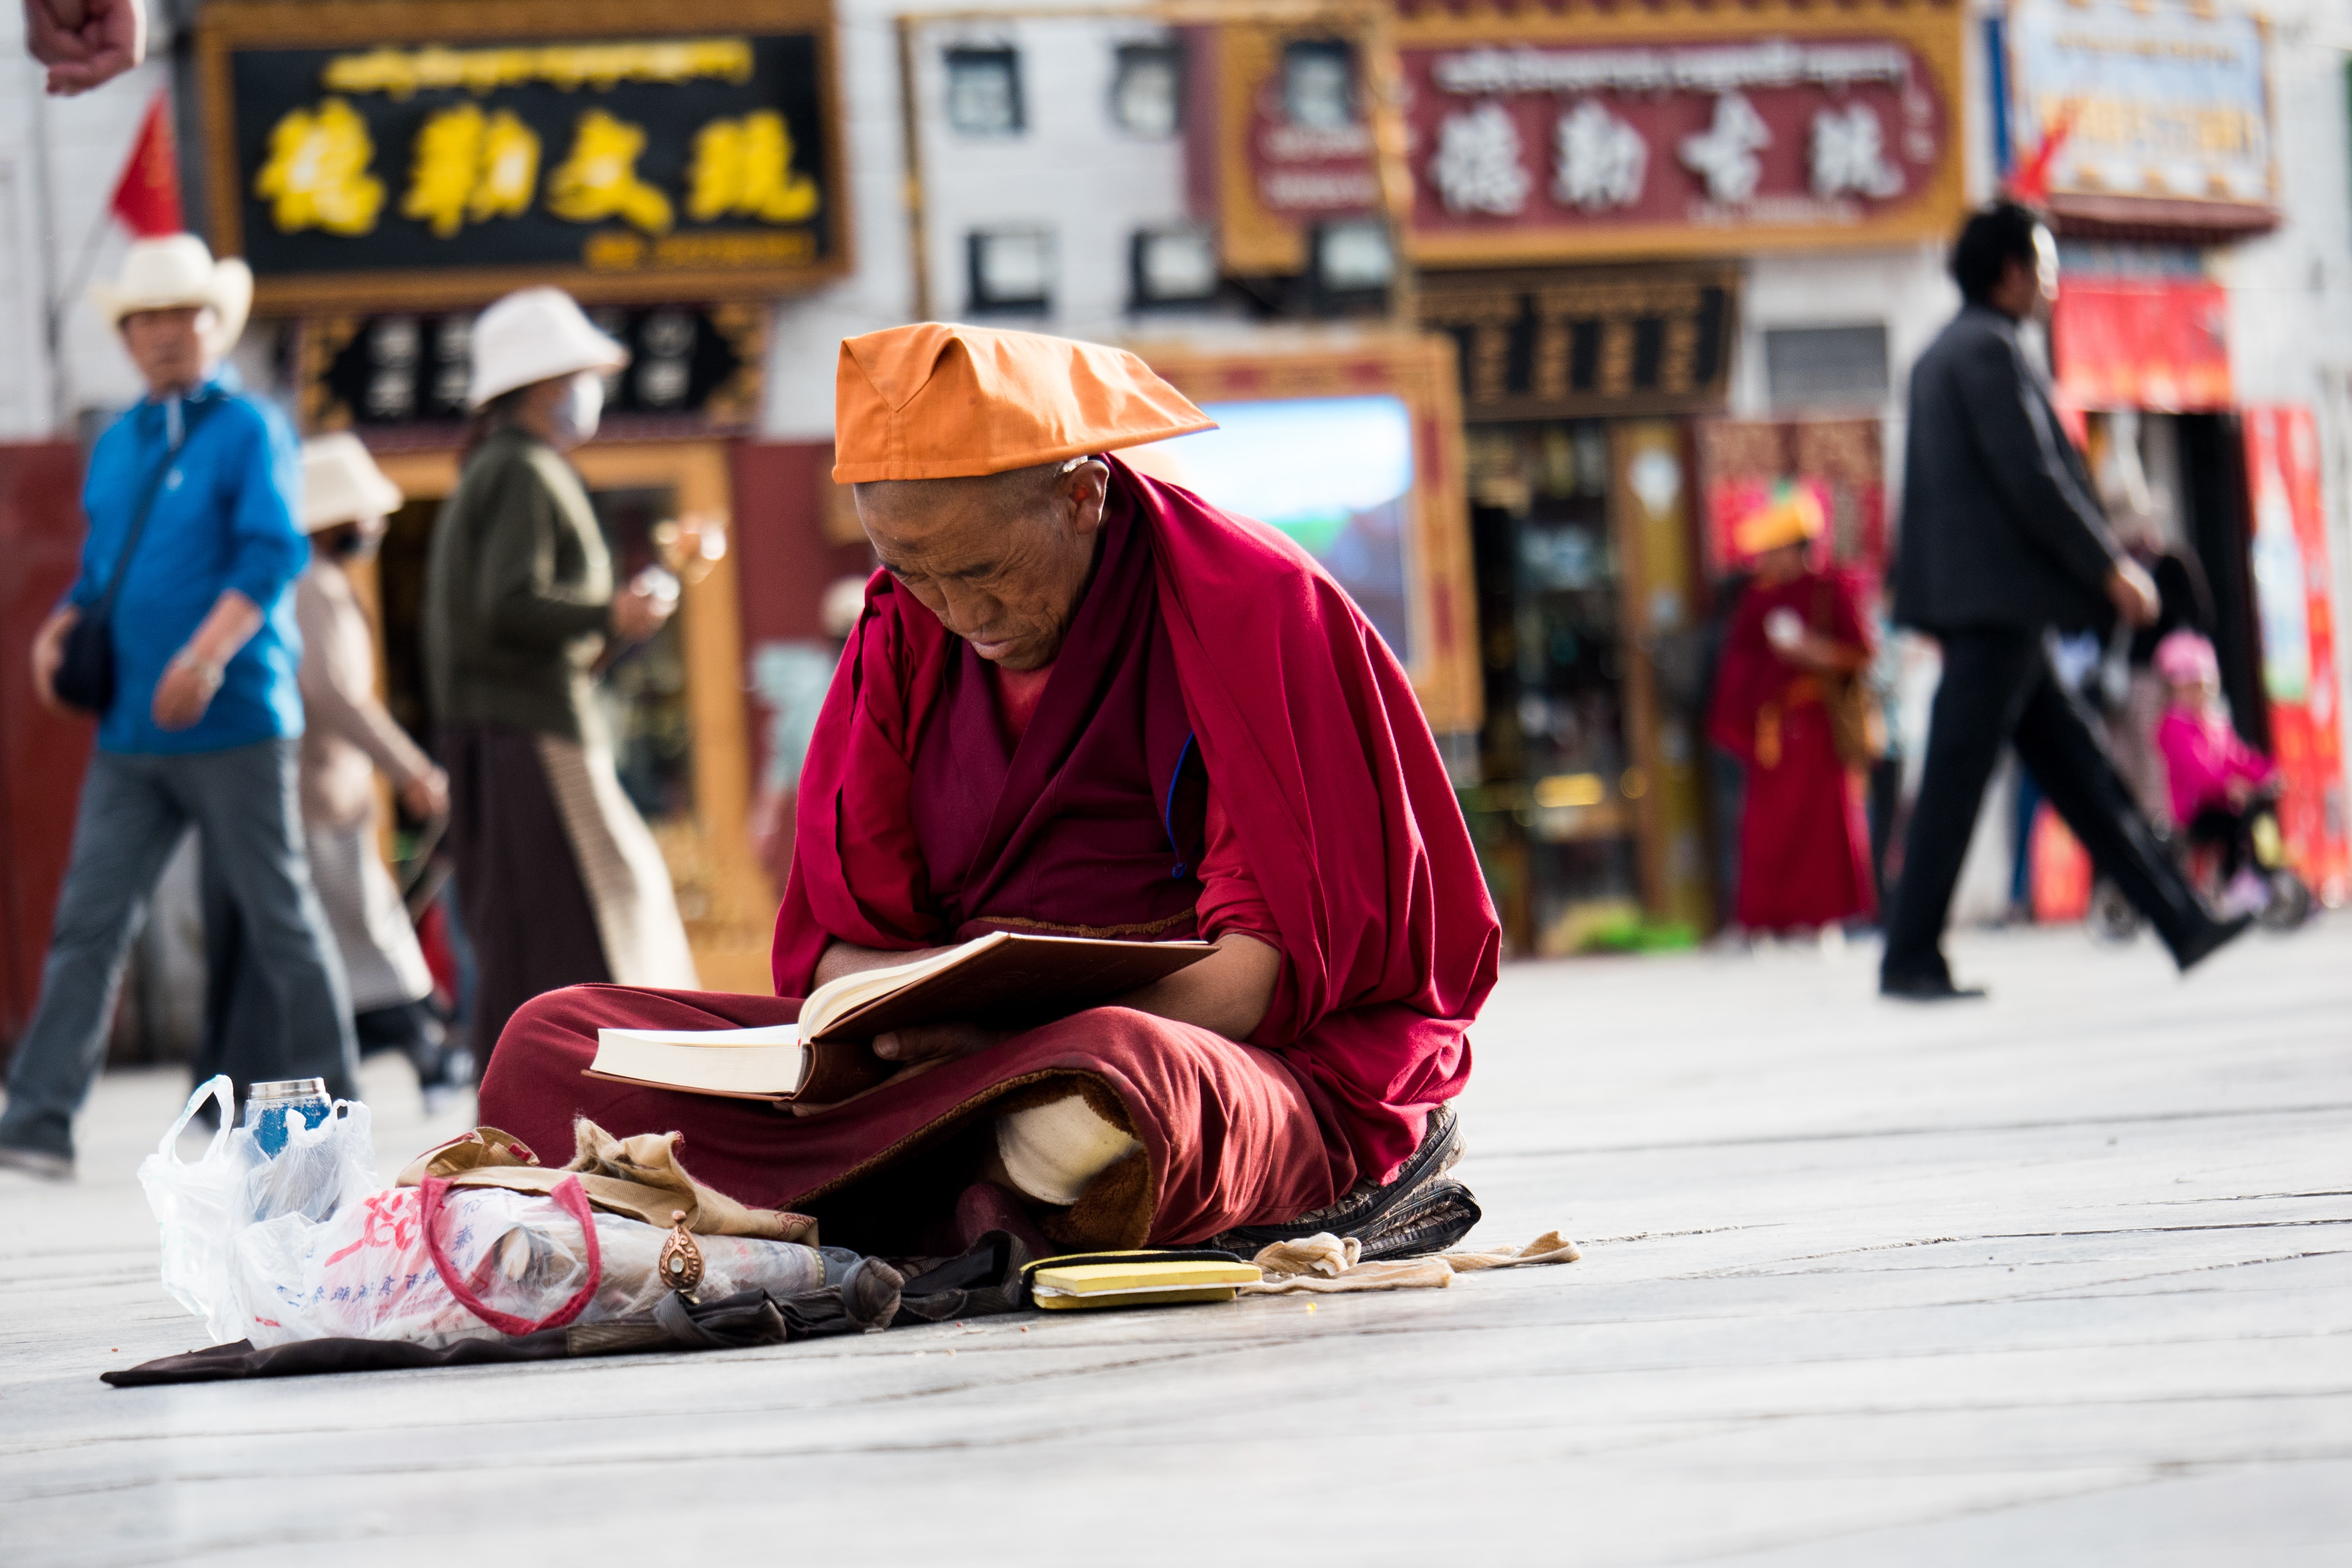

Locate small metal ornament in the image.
[658,1208,705,1296]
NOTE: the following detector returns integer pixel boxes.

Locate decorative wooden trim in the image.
[197,0,853,312]
[1608,418,1713,930]
[1127,331,1484,735]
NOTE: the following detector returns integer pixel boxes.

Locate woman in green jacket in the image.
[423,287,696,1067]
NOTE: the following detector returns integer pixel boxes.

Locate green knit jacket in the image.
[422,427,614,742]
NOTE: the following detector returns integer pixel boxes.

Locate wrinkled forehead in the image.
[854,468,1061,566]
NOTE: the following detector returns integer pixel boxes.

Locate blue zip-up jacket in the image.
[68,368,308,755]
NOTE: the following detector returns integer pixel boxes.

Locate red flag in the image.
[2006,100,2075,209]
[111,92,183,237]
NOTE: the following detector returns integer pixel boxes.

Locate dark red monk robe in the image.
[1708,570,1877,932]
[479,459,1498,1248]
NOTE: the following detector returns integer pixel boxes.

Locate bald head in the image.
[852,459,1110,671]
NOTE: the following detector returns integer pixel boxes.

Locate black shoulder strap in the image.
[90,395,224,622]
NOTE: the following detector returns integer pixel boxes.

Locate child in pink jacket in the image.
[2152,630,2277,910]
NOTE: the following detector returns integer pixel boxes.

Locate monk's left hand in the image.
[872,1021,1012,1065]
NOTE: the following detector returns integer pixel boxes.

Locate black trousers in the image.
[1882,629,2208,981]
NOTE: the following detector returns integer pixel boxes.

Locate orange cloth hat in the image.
[1734,485,1827,558]
[832,323,1215,483]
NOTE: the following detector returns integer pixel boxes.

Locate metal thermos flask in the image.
[243,1078,332,1158]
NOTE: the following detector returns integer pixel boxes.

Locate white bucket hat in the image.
[467,287,629,409]
[89,234,253,353]
[300,432,404,532]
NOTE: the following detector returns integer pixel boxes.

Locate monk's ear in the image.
[1062,458,1111,538]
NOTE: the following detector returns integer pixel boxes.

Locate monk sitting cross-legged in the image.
[477,324,1501,1259]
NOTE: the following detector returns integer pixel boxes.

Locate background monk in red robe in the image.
[1707,489,1879,935]
[478,324,1501,1259]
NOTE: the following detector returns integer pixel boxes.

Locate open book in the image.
[585,932,1216,1103]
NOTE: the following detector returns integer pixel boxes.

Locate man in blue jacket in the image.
[0,235,357,1177]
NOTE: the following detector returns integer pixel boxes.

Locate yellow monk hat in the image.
[1734,485,1827,558]
[831,323,1215,483]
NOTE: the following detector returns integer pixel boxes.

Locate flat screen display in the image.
[1150,394,1415,662]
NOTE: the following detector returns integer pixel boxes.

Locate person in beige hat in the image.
[2,235,357,1178]
[422,287,695,1069]
[197,434,469,1109]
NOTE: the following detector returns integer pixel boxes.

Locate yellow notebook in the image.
[1024,1251,1261,1311]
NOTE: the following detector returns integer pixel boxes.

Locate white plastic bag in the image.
[137,1077,265,1344]
[138,1076,384,1345]
[233,1180,828,1349]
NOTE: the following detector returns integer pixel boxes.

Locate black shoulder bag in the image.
[53,399,219,717]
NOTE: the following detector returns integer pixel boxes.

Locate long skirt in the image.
[440,723,696,1066]
[307,812,434,1012]
[477,985,1346,1254]
[1735,701,1878,932]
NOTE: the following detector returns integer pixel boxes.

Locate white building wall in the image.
[912,17,1189,337]
[762,0,926,439]
[0,7,181,436]
[763,0,1184,440]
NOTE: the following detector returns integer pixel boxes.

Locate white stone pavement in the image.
[1,919,2346,1566]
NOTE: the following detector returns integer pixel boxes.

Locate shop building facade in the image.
[4,0,2352,1044]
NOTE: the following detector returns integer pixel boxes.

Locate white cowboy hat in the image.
[88,234,253,353]
[299,432,404,532]
[467,286,629,409]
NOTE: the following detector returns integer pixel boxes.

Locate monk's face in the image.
[1752,542,1809,585]
[855,461,1110,671]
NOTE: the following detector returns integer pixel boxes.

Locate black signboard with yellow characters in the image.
[198,0,848,309]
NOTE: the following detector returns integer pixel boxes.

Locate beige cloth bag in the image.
[1239,1230,1580,1295]
[397,1121,817,1244]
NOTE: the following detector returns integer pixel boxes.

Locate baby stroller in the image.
[2088,786,2313,941]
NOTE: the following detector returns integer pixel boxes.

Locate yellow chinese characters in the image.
[547,110,674,234]
[252,98,384,236]
[402,103,541,237]
[686,110,819,224]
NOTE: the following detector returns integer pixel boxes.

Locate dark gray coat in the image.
[1892,304,2122,635]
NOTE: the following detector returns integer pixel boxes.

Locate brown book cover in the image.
[801,932,1216,1043]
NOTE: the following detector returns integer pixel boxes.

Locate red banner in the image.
[2052,278,2231,411]
[2242,406,2348,905]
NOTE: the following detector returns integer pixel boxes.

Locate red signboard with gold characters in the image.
[1395,0,1967,264]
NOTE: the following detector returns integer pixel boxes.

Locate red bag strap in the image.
[418,1173,603,1336]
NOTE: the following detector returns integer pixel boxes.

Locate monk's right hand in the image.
[871,1022,1010,1065]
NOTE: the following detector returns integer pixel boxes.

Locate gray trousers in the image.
[0,741,359,1158]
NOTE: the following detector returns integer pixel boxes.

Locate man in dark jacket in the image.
[1880,203,2246,998]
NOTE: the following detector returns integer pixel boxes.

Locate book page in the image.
[597,1024,801,1049]
[589,1036,808,1096]
[799,933,1007,1039]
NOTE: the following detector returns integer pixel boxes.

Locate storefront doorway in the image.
[1462,418,1712,957]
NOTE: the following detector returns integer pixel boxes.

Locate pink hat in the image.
[2153,629,2218,687]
